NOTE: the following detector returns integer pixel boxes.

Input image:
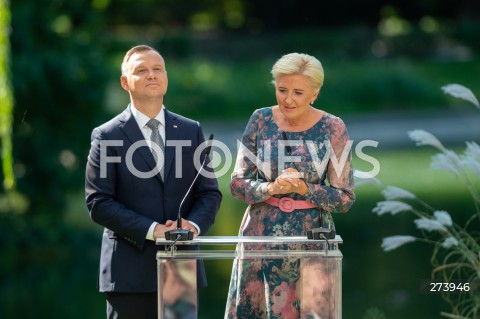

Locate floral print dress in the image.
[225,107,355,319]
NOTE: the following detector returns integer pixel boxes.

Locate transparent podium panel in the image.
[297,257,342,318]
[156,236,343,319]
[157,260,197,319]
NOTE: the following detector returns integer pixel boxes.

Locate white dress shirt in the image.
[130,104,200,240]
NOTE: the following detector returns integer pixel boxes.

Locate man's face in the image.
[120,50,168,101]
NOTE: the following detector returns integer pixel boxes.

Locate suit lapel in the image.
[164,109,180,181]
[118,106,163,183]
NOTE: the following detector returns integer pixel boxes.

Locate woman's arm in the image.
[304,117,356,213]
[230,110,272,204]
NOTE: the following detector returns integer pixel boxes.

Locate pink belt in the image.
[264,197,317,213]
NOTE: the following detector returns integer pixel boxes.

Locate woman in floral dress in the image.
[225,53,355,319]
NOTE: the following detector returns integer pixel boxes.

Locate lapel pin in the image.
[173,125,178,128]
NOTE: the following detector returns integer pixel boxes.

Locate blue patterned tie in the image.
[146,119,165,180]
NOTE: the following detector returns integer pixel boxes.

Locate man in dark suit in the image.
[85,45,222,319]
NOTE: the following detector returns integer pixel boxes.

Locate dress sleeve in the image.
[304,117,356,213]
[230,110,271,205]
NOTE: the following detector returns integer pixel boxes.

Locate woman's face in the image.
[275,73,319,121]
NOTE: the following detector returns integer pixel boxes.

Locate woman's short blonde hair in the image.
[271,53,324,90]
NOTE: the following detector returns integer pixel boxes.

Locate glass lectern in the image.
[156,236,343,319]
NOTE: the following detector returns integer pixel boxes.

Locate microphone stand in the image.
[281,131,335,240]
[164,134,214,241]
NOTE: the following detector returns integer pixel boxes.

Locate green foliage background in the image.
[1,0,479,318]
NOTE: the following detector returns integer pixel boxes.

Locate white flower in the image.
[414,218,448,232]
[381,235,416,252]
[354,171,383,187]
[431,152,462,176]
[465,141,480,158]
[462,142,480,176]
[408,130,445,151]
[382,186,416,200]
[408,130,463,176]
[434,210,453,227]
[462,156,480,176]
[441,83,479,108]
[445,149,464,169]
[465,141,480,157]
[441,236,459,249]
[372,201,412,215]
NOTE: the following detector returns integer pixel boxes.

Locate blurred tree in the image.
[10,0,111,218]
[95,0,480,63]
[101,0,479,31]
[0,0,14,192]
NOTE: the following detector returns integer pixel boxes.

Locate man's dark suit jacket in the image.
[85,106,222,292]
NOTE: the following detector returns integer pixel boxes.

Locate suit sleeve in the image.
[85,127,154,249]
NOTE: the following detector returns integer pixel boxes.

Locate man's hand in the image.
[166,218,199,236]
[153,223,169,239]
[153,219,198,239]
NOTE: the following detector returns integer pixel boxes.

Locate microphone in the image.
[164,134,214,241]
[280,131,335,240]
